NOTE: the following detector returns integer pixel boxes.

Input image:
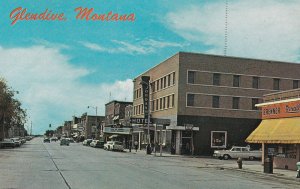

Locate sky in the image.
[0,0,299,134]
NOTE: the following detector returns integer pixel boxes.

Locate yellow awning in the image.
[246,117,300,144]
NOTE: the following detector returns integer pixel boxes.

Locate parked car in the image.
[60,138,70,146]
[67,138,75,143]
[0,139,15,148]
[90,140,105,148]
[50,137,58,142]
[11,138,22,147]
[82,139,93,146]
[104,141,124,151]
[213,146,262,160]
[43,138,50,143]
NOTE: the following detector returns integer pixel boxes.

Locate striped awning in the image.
[246,117,300,144]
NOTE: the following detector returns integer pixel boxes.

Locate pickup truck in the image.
[213,146,262,160]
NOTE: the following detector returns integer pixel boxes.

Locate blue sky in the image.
[0,0,299,134]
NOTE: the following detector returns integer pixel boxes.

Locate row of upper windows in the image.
[187,71,300,90]
[133,72,176,100]
[151,72,176,92]
[187,93,261,110]
[133,94,175,115]
[151,94,175,112]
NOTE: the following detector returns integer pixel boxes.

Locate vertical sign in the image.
[141,76,150,119]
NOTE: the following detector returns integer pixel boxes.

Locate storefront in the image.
[246,97,300,170]
[167,124,199,155]
[103,126,132,148]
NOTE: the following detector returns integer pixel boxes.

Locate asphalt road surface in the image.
[0,138,298,189]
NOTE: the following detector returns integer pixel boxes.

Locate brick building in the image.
[133,52,300,155]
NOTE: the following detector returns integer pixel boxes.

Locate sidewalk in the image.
[125,149,300,182]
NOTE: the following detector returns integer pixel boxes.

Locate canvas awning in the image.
[246,117,300,144]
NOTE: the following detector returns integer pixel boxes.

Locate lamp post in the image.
[140,78,151,155]
[88,106,98,139]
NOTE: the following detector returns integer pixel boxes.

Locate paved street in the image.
[0,138,299,189]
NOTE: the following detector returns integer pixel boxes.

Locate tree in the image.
[0,78,27,139]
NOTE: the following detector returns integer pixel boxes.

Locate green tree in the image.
[0,78,27,139]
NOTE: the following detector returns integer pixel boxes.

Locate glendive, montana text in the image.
[9,7,136,25]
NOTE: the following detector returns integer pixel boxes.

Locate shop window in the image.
[211,131,227,148]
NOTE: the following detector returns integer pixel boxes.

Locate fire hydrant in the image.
[237,157,243,169]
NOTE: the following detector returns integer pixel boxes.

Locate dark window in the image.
[213,73,220,85]
[167,96,170,108]
[233,75,240,87]
[151,101,154,111]
[252,98,259,110]
[273,78,280,90]
[293,80,299,89]
[168,74,171,86]
[163,97,166,109]
[187,94,195,106]
[160,98,163,109]
[172,94,175,107]
[188,71,195,84]
[160,78,163,89]
[173,72,175,85]
[141,104,144,114]
[156,99,159,111]
[252,77,259,89]
[151,82,155,92]
[232,97,240,109]
[163,77,166,88]
[139,88,142,98]
[212,96,220,108]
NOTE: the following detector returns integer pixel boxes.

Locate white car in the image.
[104,141,124,151]
[213,146,262,160]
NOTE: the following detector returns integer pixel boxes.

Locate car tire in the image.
[223,154,230,160]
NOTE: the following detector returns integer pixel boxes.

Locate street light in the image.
[87,106,98,139]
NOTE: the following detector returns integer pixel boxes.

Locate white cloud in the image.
[165,0,300,62]
[80,39,185,55]
[0,45,133,134]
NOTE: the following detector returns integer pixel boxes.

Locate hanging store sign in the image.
[104,127,132,134]
[141,76,150,119]
[262,100,300,119]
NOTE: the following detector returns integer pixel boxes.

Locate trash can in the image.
[146,144,152,155]
[264,158,273,174]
